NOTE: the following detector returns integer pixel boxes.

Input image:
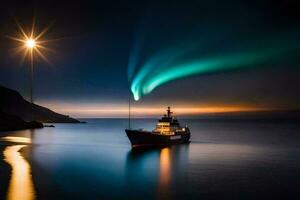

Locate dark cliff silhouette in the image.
[0,110,43,131]
[0,85,79,131]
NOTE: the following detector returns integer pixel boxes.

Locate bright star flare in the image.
[25,39,36,49]
[7,18,54,65]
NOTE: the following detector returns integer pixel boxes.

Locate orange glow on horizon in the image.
[38,101,270,118]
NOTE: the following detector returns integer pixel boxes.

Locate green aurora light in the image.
[130,46,295,101]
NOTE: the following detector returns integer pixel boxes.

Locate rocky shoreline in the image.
[0,85,80,131]
[0,111,43,131]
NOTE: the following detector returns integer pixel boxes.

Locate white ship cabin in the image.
[153,107,186,135]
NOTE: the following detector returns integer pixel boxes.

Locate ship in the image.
[125,107,191,148]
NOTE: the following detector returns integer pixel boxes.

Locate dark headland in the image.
[0,85,80,131]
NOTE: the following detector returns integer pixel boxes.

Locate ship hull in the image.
[125,129,190,148]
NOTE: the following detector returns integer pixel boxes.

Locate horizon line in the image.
[37,101,299,118]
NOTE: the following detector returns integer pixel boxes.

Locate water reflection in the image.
[2,120,297,199]
[125,144,189,200]
[3,137,35,200]
[159,148,171,185]
[157,148,171,199]
[0,137,31,144]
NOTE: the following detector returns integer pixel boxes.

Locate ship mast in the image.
[167,106,172,117]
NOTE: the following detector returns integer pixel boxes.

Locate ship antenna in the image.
[167,106,171,117]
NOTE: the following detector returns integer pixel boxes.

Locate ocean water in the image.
[1,119,300,200]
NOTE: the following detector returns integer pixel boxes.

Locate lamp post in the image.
[6,19,58,147]
[7,19,53,120]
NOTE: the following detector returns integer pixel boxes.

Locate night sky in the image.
[0,0,299,117]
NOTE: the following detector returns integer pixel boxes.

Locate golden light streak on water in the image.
[3,137,35,200]
[157,148,171,199]
[159,148,171,184]
[0,136,31,144]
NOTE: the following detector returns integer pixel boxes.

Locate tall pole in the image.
[128,92,131,129]
[30,49,34,121]
[8,19,51,121]
[30,49,34,104]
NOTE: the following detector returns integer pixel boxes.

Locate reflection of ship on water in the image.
[124,144,190,199]
[157,148,171,199]
[126,107,191,148]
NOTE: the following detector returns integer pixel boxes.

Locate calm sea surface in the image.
[1,119,300,200]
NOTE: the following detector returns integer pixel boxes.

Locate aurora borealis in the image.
[128,13,300,101]
[130,44,297,101]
